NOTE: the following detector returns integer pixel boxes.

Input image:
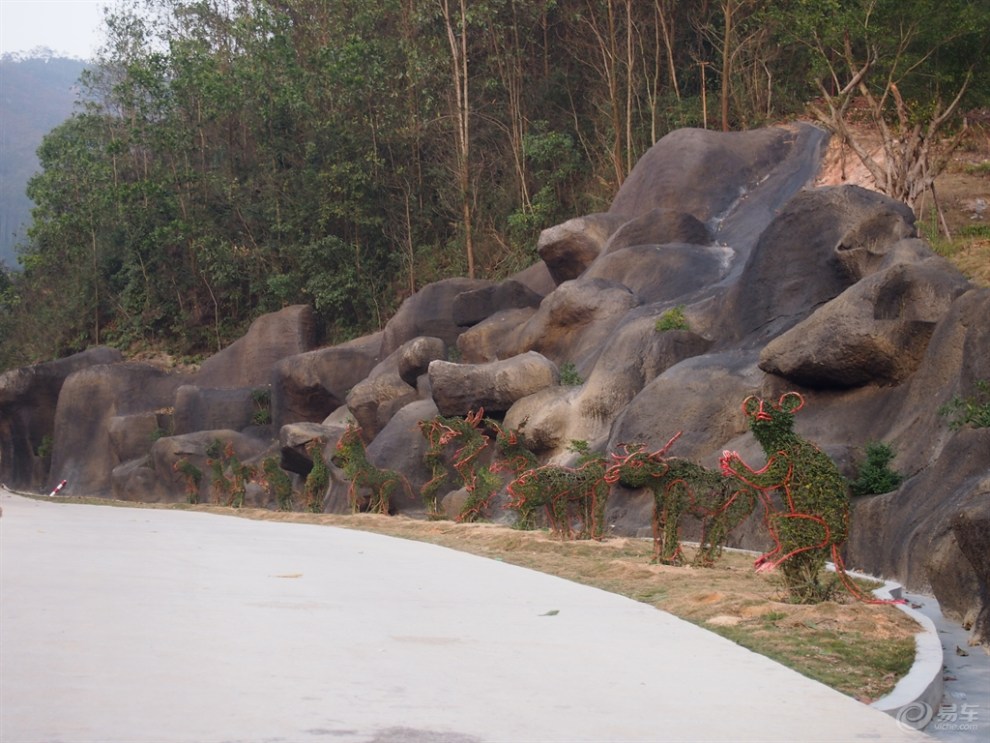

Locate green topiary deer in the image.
[333,424,409,515]
[605,433,757,565]
[506,442,609,540]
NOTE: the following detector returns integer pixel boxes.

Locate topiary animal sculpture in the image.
[333,424,409,515]
[506,444,609,540]
[720,393,867,602]
[605,433,756,565]
[418,409,499,522]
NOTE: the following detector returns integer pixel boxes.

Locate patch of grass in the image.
[939,379,990,430]
[655,305,689,332]
[923,219,990,287]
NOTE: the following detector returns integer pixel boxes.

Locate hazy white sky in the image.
[1,0,109,60]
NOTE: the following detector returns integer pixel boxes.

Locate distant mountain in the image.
[0,52,88,269]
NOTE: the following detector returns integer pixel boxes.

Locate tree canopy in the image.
[1,0,986,370]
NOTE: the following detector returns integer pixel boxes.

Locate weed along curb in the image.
[864,575,945,727]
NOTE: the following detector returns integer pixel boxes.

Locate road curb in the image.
[850,572,944,729]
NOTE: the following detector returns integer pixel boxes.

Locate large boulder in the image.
[0,346,122,490]
[345,337,438,438]
[195,304,317,389]
[271,332,381,428]
[760,258,970,387]
[601,208,711,254]
[456,308,539,364]
[173,385,257,435]
[510,278,640,370]
[584,244,732,305]
[717,185,917,345]
[451,280,543,326]
[610,125,807,223]
[380,278,491,356]
[429,352,560,417]
[537,213,628,285]
[49,362,185,497]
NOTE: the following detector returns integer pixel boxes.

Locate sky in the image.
[0,0,109,60]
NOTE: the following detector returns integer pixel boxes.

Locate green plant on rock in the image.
[36,434,54,460]
[655,305,689,332]
[206,439,232,505]
[850,441,903,497]
[558,362,583,386]
[250,387,272,426]
[304,441,329,514]
[939,379,990,430]
[204,439,253,508]
[490,424,540,528]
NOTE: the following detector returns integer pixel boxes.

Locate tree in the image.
[796,0,989,226]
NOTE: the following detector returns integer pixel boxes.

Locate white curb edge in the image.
[842,568,944,723]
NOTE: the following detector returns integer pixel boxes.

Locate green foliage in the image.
[205,439,254,508]
[419,410,498,522]
[506,442,609,541]
[0,0,983,370]
[655,306,689,333]
[939,380,990,430]
[251,387,272,426]
[558,362,583,386]
[850,441,903,497]
[605,439,756,566]
[35,435,54,460]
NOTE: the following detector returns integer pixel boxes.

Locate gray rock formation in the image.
[6,121,988,647]
[429,351,559,416]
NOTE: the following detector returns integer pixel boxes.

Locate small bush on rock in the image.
[655,305,689,332]
[850,441,902,496]
[939,379,990,430]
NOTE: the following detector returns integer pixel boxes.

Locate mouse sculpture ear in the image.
[778,392,805,414]
[742,395,762,418]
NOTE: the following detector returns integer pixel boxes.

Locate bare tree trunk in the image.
[808,35,973,219]
[720,0,732,132]
[439,0,475,278]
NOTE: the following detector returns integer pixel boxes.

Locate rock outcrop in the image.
[6,121,988,648]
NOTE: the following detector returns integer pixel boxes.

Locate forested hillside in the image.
[0,0,986,371]
[0,53,87,268]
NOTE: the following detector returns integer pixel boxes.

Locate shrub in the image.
[655,305,689,332]
[559,361,583,386]
[939,380,990,430]
[251,387,272,426]
[850,441,902,497]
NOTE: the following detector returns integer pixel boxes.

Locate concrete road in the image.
[1,490,929,743]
